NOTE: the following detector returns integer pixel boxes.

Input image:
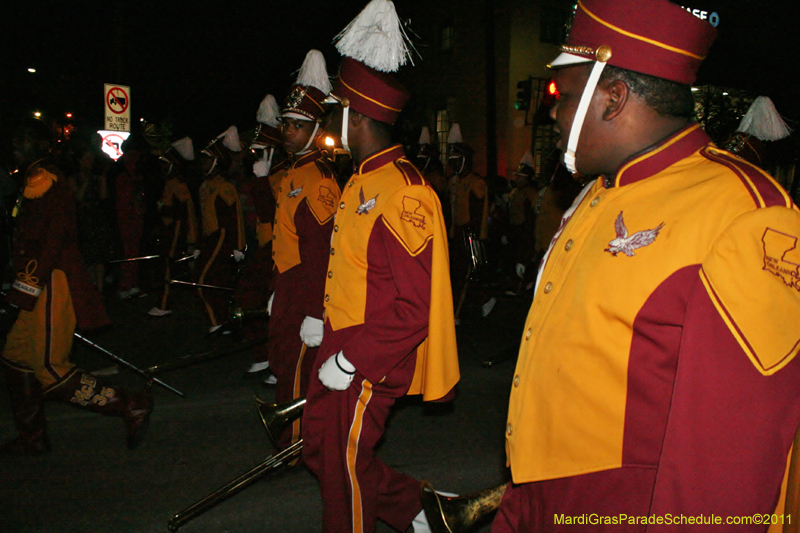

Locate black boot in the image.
[45,370,154,450]
[0,362,51,455]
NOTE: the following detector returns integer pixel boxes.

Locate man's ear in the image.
[349,111,365,128]
[602,79,629,121]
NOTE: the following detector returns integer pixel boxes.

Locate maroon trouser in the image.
[267,282,317,448]
[492,468,657,533]
[302,352,422,533]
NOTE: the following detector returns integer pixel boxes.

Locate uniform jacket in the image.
[449,171,489,240]
[9,159,109,330]
[160,175,198,245]
[321,145,460,401]
[199,174,245,250]
[271,149,339,320]
[506,124,800,516]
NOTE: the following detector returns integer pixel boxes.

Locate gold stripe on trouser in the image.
[347,380,373,533]
[2,269,76,388]
[198,228,225,326]
[290,343,308,445]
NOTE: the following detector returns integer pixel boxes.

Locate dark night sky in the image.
[2,0,799,147]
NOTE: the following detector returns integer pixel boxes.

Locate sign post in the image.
[104,83,131,132]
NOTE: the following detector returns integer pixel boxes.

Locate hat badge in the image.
[286,86,308,110]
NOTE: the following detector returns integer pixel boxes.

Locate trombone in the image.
[167,397,306,532]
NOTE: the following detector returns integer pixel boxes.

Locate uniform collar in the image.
[354,144,405,175]
[289,148,324,169]
[608,123,711,188]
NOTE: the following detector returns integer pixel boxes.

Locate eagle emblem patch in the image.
[400,196,426,229]
[357,187,378,215]
[605,211,665,257]
[287,181,302,198]
[762,228,800,291]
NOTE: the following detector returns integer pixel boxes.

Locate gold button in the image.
[272,251,276,256]
[348,181,354,187]
[339,202,346,209]
[513,375,520,387]
[327,271,333,278]
[525,328,531,340]
[506,423,513,436]
[544,282,553,293]
[330,248,335,255]
[565,239,573,251]
[272,235,276,240]
[334,225,338,232]
[590,197,600,207]
[275,202,280,208]
[324,294,330,302]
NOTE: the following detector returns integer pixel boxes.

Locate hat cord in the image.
[563,59,607,174]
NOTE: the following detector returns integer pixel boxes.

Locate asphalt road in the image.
[0,278,530,533]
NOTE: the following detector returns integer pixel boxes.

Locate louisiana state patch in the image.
[701,206,800,375]
[382,186,435,256]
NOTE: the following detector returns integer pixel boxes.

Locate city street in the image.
[0,278,529,533]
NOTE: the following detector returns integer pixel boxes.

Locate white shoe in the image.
[481,296,497,317]
[118,287,142,300]
[246,361,270,374]
[147,307,172,317]
[208,324,223,334]
[263,374,277,386]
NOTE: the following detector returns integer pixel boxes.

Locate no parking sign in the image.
[97,130,130,161]
[104,83,131,132]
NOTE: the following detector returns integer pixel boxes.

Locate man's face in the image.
[550,65,603,175]
[281,117,316,154]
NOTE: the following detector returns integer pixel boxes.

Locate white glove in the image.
[299,316,324,347]
[318,351,356,391]
[515,262,526,280]
[253,153,271,177]
[232,249,245,262]
[192,248,201,259]
[267,293,274,316]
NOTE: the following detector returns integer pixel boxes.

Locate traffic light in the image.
[543,79,559,107]
[515,78,532,111]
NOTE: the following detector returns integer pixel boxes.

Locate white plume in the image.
[419,126,431,145]
[447,123,463,144]
[171,137,195,161]
[737,96,792,141]
[220,125,242,152]
[296,49,332,94]
[256,94,281,127]
[333,0,413,73]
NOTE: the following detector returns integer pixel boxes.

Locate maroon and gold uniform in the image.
[4,160,109,386]
[2,159,151,454]
[153,175,198,313]
[269,149,340,436]
[195,174,245,327]
[497,125,800,530]
[302,145,459,533]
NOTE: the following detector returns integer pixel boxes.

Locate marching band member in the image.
[235,94,284,379]
[1,120,153,455]
[148,137,199,318]
[195,126,245,334]
[494,0,800,529]
[268,50,340,445]
[300,2,460,531]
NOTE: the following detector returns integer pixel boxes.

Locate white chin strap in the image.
[297,122,320,155]
[341,104,350,153]
[563,60,608,174]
